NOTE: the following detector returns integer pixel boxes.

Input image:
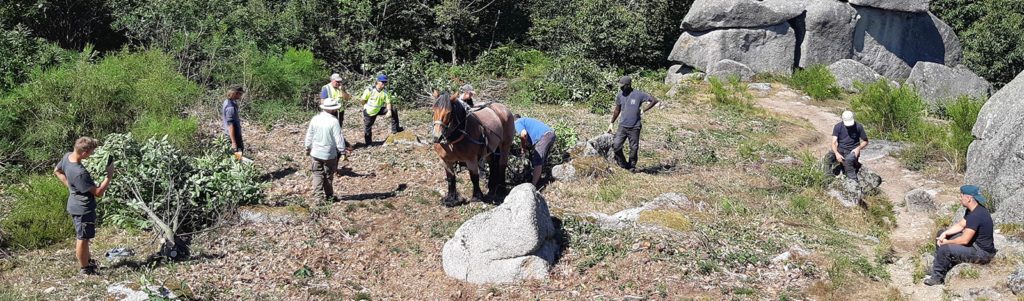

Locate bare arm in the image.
[519,129,531,154]
[853,140,869,156]
[228,124,239,151]
[939,218,968,241]
[610,104,621,124]
[642,96,659,114]
[942,228,975,246]
[88,177,112,198]
[54,167,68,187]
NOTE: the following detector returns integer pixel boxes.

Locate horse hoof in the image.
[469,197,483,204]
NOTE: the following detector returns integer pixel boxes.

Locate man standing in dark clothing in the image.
[608,76,659,171]
[925,185,998,286]
[222,84,245,159]
[54,137,115,275]
[825,110,868,180]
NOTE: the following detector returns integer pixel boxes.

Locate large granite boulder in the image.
[669,23,795,75]
[966,70,1024,224]
[829,59,881,93]
[798,0,858,68]
[848,0,930,13]
[1008,265,1024,295]
[680,0,805,31]
[826,167,882,207]
[906,62,992,106]
[665,65,699,85]
[706,59,756,82]
[442,184,559,284]
[852,8,962,79]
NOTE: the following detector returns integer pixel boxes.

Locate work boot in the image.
[79,265,99,276]
[923,275,944,286]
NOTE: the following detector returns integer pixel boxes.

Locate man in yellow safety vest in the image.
[360,74,402,145]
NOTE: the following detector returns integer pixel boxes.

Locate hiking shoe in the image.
[923,275,944,286]
[79,265,99,276]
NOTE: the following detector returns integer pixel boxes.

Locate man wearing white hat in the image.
[826,110,869,180]
[304,98,348,203]
[459,84,475,107]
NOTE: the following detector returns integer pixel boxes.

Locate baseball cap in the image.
[330,73,343,82]
[617,75,632,87]
[459,84,475,95]
[960,185,986,203]
[377,74,388,82]
[842,111,855,127]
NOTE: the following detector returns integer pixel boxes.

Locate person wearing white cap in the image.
[304,98,348,203]
[319,73,351,125]
[459,84,475,107]
[826,110,869,180]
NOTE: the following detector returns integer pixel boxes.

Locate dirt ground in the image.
[3,81,1022,300]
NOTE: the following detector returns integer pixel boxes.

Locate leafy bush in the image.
[131,115,200,151]
[548,121,580,166]
[84,133,264,239]
[769,152,828,191]
[0,25,77,91]
[789,65,841,100]
[943,96,985,171]
[249,48,326,106]
[505,51,609,108]
[474,45,548,78]
[0,49,203,171]
[708,76,753,110]
[1,175,73,249]
[933,0,1024,88]
[850,80,926,141]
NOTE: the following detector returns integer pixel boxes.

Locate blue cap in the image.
[377,74,388,82]
[960,185,986,203]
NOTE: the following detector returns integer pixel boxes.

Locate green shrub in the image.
[0,26,77,91]
[850,80,926,141]
[474,45,548,78]
[506,52,608,108]
[708,76,753,110]
[1,175,73,249]
[84,133,265,234]
[769,152,828,191]
[549,121,579,166]
[131,115,200,151]
[943,96,985,171]
[789,65,841,100]
[896,142,933,171]
[249,48,326,107]
[1,49,203,171]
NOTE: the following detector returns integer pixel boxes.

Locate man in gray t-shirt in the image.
[54,137,114,276]
[608,76,659,171]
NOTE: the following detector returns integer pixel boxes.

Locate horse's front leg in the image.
[441,161,461,207]
[466,160,485,203]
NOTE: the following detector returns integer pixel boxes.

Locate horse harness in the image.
[433,102,504,156]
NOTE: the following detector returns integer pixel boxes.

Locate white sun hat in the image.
[842,110,855,126]
[320,98,342,110]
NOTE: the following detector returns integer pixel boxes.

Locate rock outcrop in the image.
[966,70,1024,224]
[826,167,882,207]
[668,23,796,75]
[828,59,881,93]
[905,188,937,214]
[666,0,970,83]
[442,184,559,284]
[907,62,992,106]
[706,59,756,82]
[680,0,804,31]
[1008,265,1024,295]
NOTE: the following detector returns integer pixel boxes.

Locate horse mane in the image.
[434,92,467,131]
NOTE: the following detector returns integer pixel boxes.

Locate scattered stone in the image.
[568,157,617,179]
[238,205,310,224]
[799,96,812,102]
[443,184,559,284]
[1007,265,1024,294]
[771,251,792,264]
[583,133,616,162]
[384,131,424,146]
[829,59,880,93]
[706,59,756,82]
[773,156,798,165]
[679,0,804,32]
[669,23,796,75]
[966,70,1024,224]
[44,287,55,294]
[964,287,1002,300]
[907,62,992,107]
[580,193,702,230]
[839,228,881,244]
[851,8,962,80]
[666,85,680,97]
[826,167,882,207]
[798,0,858,68]
[748,83,772,91]
[848,0,930,13]
[857,139,903,162]
[905,188,937,213]
[551,163,576,181]
[108,281,177,301]
[664,65,689,85]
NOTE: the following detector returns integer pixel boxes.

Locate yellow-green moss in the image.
[638,210,691,232]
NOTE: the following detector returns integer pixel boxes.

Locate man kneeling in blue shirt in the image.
[515,116,556,186]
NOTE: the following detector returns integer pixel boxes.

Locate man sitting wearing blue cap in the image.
[925,185,997,286]
[360,74,403,145]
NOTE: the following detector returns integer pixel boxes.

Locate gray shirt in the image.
[222,99,243,148]
[616,90,652,128]
[56,152,97,215]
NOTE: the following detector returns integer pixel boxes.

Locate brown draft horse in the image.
[430,91,515,206]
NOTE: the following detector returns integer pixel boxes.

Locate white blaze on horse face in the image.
[431,110,446,142]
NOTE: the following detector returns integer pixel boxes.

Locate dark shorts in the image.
[531,131,556,167]
[72,212,96,240]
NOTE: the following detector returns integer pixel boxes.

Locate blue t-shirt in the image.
[616,90,652,128]
[515,118,553,145]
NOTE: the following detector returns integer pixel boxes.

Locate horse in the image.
[430,91,515,206]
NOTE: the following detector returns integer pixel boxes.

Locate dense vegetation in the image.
[932,0,1024,88]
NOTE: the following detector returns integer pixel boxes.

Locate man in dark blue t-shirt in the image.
[826,110,868,180]
[608,76,659,171]
[925,185,997,286]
